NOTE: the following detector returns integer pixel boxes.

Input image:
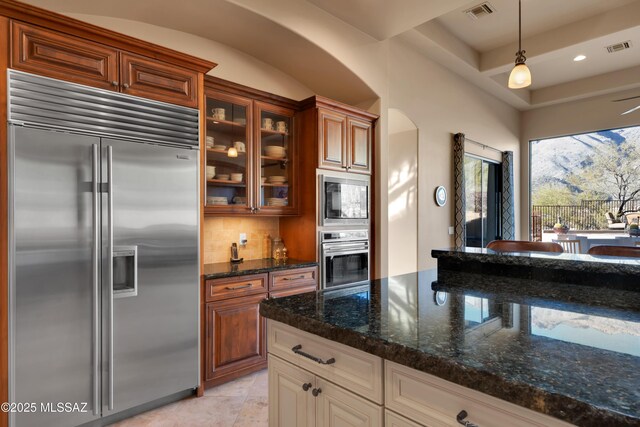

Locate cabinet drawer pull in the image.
[226,283,253,290]
[456,410,479,427]
[111,81,119,86]
[123,83,130,89]
[291,345,335,365]
[311,387,322,397]
[302,383,312,391]
[283,275,306,281]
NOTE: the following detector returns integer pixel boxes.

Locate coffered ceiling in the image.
[18,0,640,110]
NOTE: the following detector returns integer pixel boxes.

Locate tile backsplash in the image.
[203,217,279,264]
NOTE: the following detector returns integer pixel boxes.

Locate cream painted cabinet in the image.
[268,355,383,427]
[269,355,315,427]
[315,378,382,427]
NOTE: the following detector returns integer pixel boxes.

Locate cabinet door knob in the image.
[111,81,119,87]
[456,410,479,427]
[302,383,312,391]
[311,388,322,397]
[123,83,130,89]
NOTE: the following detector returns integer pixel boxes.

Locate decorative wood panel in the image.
[11,21,118,91]
[1,16,9,427]
[347,117,372,174]
[318,108,347,171]
[205,293,267,382]
[120,52,198,107]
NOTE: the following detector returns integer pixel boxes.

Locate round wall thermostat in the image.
[435,186,447,207]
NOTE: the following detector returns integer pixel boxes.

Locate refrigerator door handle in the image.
[92,144,99,416]
[107,145,115,411]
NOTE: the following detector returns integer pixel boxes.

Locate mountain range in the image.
[530,126,640,193]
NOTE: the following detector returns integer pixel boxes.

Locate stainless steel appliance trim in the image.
[8,70,199,147]
[92,143,100,416]
[107,145,114,411]
[319,172,371,227]
[7,125,16,427]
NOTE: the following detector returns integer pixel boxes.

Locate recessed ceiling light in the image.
[573,55,587,62]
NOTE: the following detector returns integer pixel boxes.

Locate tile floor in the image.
[112,370,268,427]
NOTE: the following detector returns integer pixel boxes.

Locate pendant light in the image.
[508,0,531,89]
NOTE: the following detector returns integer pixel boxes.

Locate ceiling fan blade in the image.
[613,95,640,102]
[621,105,640,115]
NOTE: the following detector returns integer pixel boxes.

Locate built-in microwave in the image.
[319,173,370,226]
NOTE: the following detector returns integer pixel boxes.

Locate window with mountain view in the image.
[530,125,640,237]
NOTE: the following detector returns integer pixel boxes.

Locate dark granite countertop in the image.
[260,270,640,427]
[203,258,317,280]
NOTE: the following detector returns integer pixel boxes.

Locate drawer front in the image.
[268,320,383,404]
[205,273,268,302]
[270,284,317,299]
[385,410,422,427]
[120,52,198,107]
[11,21,119,91]
[385,361,575,427]
[270,266,318,291]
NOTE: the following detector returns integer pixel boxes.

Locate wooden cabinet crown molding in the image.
[299,95,379,122]
[0,0,215,73]
[204,75,299,111]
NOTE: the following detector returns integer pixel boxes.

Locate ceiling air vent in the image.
[606,41,632,53]
[465,2,495,20]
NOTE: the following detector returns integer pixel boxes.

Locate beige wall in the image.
[520,88,640,239]
[388,37,521,270]
[203,218,279,264]
[388,110,418,276]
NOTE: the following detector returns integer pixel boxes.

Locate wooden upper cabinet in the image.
[11,21,119,91]
[347,117,372,174]
[318,108,347,171]
[120,52,198,108]
[10,21,203,108]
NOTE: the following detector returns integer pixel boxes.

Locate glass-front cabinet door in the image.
[254,101,296,214]
[205,92,252,214]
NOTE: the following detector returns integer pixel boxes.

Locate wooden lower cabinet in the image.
[204,293,267,385]
[268,355,383,427]
[203,267,318,389]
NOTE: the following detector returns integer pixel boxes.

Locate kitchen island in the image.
[260,269,640,427]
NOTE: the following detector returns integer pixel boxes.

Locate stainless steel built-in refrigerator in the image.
[7,71,200,426]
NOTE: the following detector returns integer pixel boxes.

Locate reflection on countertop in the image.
[203,258,317,280]
[260,269,640,427]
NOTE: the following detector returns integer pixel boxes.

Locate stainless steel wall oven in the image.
[320,230,369,290]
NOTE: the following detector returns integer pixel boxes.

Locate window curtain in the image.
[453,133,466,248]
[501,151,515,240]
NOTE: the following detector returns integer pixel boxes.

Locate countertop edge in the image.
[259,301,638,427]
[202,260,318,280]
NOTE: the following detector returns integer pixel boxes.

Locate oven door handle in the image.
[323,243,368,251]
[324,249,369,257]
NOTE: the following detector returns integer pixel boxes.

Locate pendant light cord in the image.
[515,0,526,65]
[518,0,522,53]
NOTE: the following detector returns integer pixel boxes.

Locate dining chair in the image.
[552,239,582,254]
[587,245,640,258]
[486,240,564,253]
